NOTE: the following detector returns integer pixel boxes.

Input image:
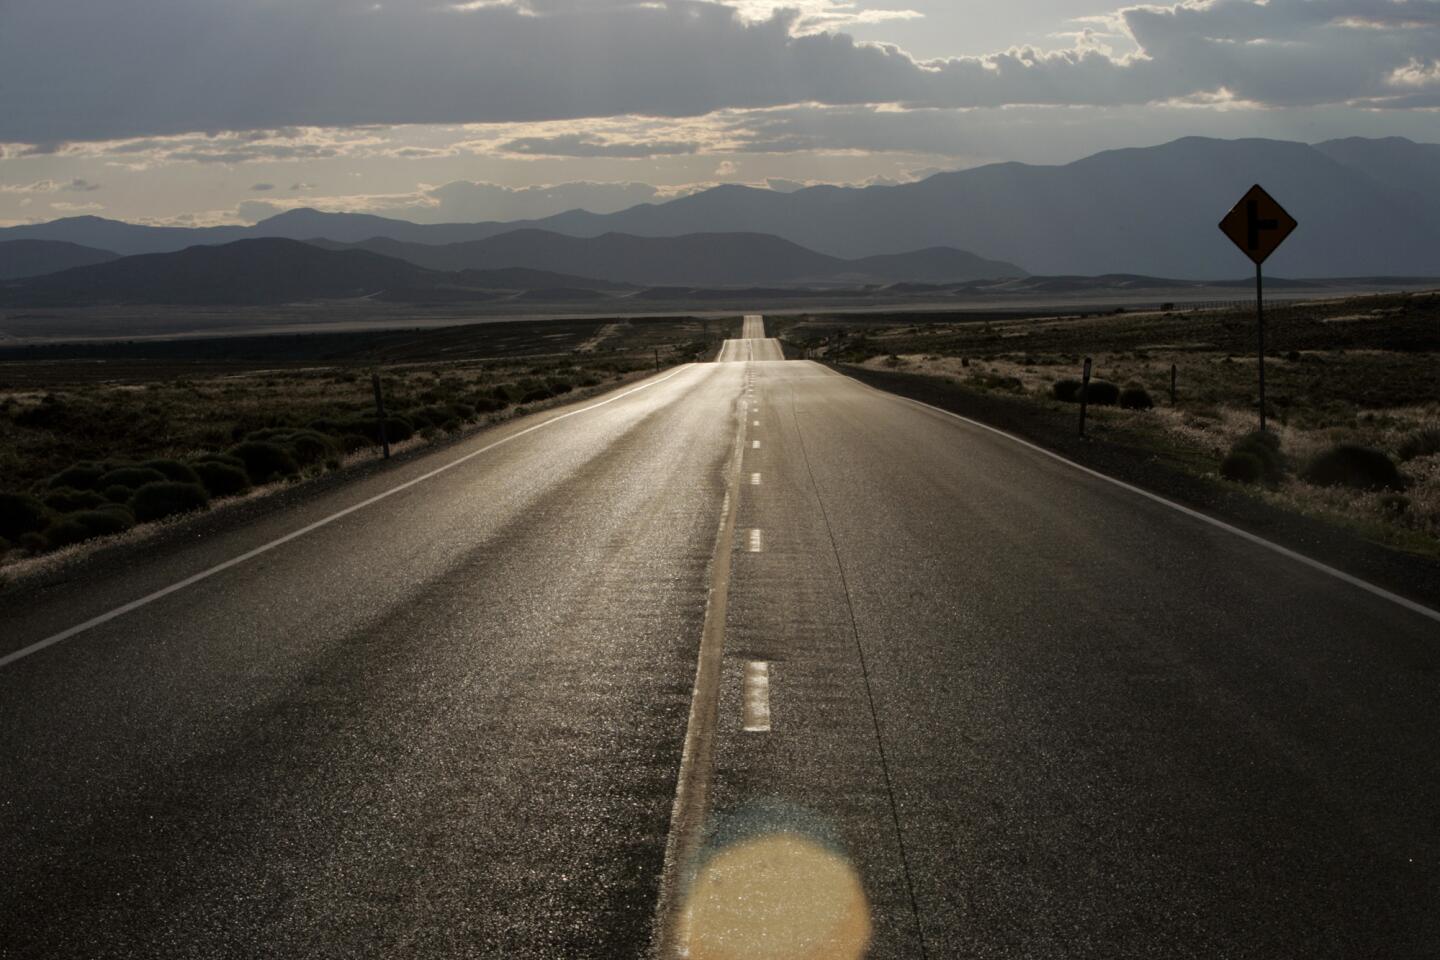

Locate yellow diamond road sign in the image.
[1219,184,1298,265]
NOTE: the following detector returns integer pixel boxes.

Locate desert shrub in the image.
[130,481,210,523]
[450,402,476,422]
[19,531,48,555]
[1052,378,1082,402]
[244,427,295,443]
[47,461,108,491]
[470,395,505,413]
[141,459,201,484]
[1301,445,1405,491]
[1397,427,1440,462]
[192,452,246,469]
[1226,430,1286,485]
[306,418,346,435]
[0,492,50,539]
[1076,380,1120,405]
[191,460,252,497]
[103,484,133,504]
[339,433,372,454]
[228,441,299,485]
[45,509,133,548]
[96,502,135,522]
[44,487,109,513]
[1220,451,1265,484]
[1119,387,1154,410]
[98,466,168,491]
[283,429,338,467]
[382,417,414,443]
[1378,493,1411,516]
[517,379,553,404]
[408,408,436,428]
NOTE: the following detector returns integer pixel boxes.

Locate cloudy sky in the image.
[1,0,1436,227]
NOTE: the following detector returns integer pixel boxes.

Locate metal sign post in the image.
[1219,184,1297,432]
[1079,357,1092,438]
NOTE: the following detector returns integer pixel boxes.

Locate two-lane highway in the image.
[715,314,784,362]
[3,317,1439,958]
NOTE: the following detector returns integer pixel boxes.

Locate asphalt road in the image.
[3,319,1439,959]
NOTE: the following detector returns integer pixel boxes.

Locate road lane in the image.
[1,362,744,959]
[692,337,1440,958]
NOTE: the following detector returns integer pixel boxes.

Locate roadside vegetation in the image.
[0,316,723,572]
[777,291,1440,558]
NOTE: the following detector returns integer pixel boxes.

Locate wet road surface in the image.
[3,318,1439,958]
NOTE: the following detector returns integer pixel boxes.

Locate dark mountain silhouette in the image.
[0,239,636,306]
[2,137,1436,278]
[451,267,634,291]
[0,239,440,305]
[0,239,120,280]
[313,230,1025,285]
[516,137,1440,276]
[1312,137,1440,206]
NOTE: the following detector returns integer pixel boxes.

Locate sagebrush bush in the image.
[98,466,168,491]
[1378,493,1411,516]
[44,508,134,548]
[1397,427,1440,462]
[47,461,107,491]
[192,452,246,469]
[1119,386,1154,410]
[1220,451,1265,484]
[141,459,201,485]
[382,417,414,443]
[1228,430,1286,485]
[283,429,337,467]
[1077,380,1120,405]
[1052,379,1082,402]
[0,492,50,539]
[228,441,299,484]
[191,460,252,497]
[339,433,372,454]
[43,487,108,513]
[104,484,134,504]
[130,481,210,522]
[1301,444,1405,491]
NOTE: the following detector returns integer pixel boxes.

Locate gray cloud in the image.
[0,177,100,193]
[0,0,1435,145]
[498,133,702,158]
[251,182,275,191]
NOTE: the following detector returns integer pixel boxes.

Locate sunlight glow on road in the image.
[681,832,871,960]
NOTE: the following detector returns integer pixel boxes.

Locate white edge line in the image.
[861,382,1440,625]
[0,366,695,671]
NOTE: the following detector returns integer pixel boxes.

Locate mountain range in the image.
[308,231,1023,286]
[0,233,1024,306]
[0,239,120,281]
[1,136,1437,281]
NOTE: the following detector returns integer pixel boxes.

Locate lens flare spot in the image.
[682,832,871,960]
